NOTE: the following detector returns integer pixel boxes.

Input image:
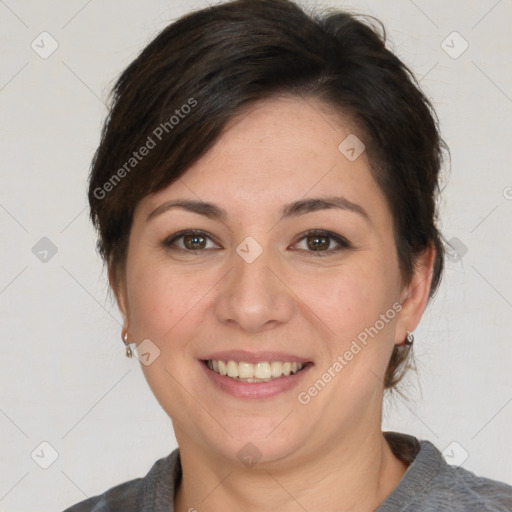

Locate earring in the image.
[405,330,414,347]
[123,331,133,358]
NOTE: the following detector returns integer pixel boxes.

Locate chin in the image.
[208,418,307,469]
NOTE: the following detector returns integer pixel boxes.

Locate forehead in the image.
[140,96,389,224]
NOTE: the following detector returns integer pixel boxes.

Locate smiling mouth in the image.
[202,359,309,383]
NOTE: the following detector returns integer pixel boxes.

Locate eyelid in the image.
[163,229,221,251]
[291,229,351,256]
[162,229,352,255]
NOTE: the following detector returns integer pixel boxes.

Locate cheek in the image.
[125,257,179,341]
[308,259,397,341]
[125,254,218,345]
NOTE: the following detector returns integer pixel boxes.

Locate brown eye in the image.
[306,233,330,251]
[294,229,351,257]
[183,233,207,250]
[163,230,219,252]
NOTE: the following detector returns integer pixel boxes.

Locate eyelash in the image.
[162,229,352,257]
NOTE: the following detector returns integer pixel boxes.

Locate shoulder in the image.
[381,432,512,512]
[428,462,512,511]
[61,448,181,512]
[61,477,143,512]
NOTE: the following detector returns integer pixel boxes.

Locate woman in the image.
[64,0,512,510]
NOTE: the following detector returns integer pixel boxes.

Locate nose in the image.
[214,241,295,333]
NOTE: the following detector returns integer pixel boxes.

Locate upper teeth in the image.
[206,360,304,381]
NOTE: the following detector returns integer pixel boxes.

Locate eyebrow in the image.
[146,196,370,223]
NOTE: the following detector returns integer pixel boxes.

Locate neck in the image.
[174,428,408,512]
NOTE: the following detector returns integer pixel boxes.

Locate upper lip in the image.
[201,350,311,364]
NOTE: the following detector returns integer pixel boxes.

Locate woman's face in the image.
[115,96,425,466]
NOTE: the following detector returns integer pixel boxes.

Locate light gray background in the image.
[1,1,511,510]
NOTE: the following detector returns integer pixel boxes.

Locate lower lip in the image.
[199,360,313,399]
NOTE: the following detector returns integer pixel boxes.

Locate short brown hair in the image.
[88,0,447,390]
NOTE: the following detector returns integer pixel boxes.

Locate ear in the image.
[395,243,436,345]
[108,261,130,327]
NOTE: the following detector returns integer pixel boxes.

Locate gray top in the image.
[62,432,512,511]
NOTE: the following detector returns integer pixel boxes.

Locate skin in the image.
[111,96,435,512]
